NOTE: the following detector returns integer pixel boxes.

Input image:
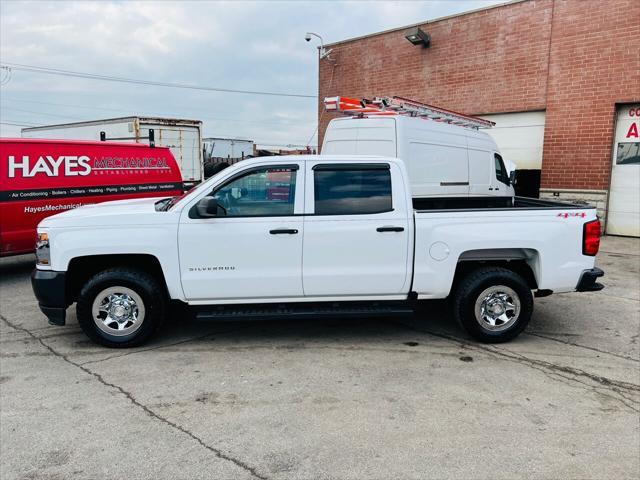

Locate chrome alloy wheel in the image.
[91,286,146,337]
[474,285,521,332]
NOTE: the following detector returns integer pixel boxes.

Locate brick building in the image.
[318,0,640,236]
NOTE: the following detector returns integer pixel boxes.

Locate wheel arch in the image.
[66,254,168,304]
[452,248,540,291]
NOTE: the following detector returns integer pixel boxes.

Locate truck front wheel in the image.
[76,268,166,348]
[451,267,533,343]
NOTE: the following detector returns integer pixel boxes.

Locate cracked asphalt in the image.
[1,236,639,480]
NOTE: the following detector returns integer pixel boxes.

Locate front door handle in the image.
[376,226,404,233]
[270,229,299,235]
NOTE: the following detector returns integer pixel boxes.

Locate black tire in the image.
[76,268,166,348]
[451,267,533,343]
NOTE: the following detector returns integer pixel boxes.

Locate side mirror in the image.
[196,197,224,217]
[509,170,517,186]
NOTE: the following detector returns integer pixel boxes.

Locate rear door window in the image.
[313,164,392,215]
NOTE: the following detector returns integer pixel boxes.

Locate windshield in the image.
[154,185,197,211]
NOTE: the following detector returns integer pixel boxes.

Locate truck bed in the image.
[411,195,597,299]
[413,196,591,211]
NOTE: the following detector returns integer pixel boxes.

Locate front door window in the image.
[212,167,297,217]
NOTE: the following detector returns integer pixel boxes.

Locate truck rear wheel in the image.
[76,268,166,348]
[451,267,533,343]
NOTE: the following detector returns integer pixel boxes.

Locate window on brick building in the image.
[616,142,640,165]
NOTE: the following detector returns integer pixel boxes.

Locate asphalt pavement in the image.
[1,235,638,480]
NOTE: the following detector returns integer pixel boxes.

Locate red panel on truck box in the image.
[0,138,183,256]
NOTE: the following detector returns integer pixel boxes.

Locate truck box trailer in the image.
[202,137,254,177]
[22,117,203,187]
[203,137,254,162]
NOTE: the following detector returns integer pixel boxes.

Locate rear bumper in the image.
[576,267,605,292]
[31,269,67,326]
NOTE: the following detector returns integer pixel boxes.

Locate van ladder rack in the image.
[324,95,494,130]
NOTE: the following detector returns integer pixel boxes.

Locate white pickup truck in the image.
[31,155,604,347]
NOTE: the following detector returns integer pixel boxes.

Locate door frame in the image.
[301,159,413,296]
[178,159,306,301]
[604,102,639,236]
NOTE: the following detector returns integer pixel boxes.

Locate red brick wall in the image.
[541,0,640,190]
[318,0,640,191]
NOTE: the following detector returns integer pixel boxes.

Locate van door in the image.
[178,163,304,301]
[468,149,492,196]
[407,142,469,196]
[302,161,410,296]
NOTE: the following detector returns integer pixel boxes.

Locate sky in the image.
[0,0,504,148]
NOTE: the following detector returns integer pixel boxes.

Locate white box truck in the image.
[203,137,254,161]
[22,117,203,187]
[202,137,254,177]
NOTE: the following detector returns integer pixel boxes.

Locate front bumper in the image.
[576,267,605,292]
[31,269,67,326]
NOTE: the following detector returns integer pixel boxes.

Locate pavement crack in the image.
[0,313,270,480]
[396,322,640,412]
[600,250,640,257]
[525,332,639,363]
[79,326,250,366]
[0,318,23,332]
[496,345,640,413]
[593,293,640,302]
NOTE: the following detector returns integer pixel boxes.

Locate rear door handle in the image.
[270,229,299,235]
[376,226,404,232]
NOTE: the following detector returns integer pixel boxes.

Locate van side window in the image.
[494,154,510,186]
[313,164,392,215]
[211,167,296,217]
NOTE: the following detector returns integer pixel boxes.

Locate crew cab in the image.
[31,155,604,347]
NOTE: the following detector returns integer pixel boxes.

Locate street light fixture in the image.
[305,32,333,60]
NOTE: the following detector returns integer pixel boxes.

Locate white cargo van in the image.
[322,96,515,198]
[22,117,203,187]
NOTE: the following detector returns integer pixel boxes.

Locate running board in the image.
[194,302,415,321]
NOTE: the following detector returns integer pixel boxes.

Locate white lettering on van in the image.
[7,155,92,178]
[47,156,66,174]
[77,156,91,175]
[8,155,30,177]
[64,156,79,176]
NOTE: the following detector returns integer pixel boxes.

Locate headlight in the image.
[35,232,50,266]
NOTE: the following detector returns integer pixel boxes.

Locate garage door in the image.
[479,111,546,170]
[607,105,640,237]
